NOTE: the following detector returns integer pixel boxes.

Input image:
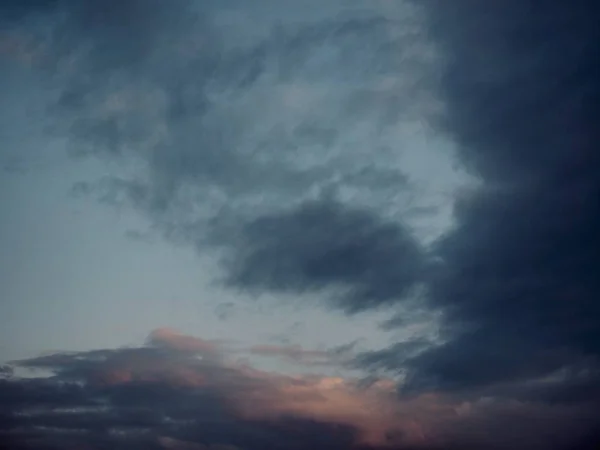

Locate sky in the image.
[0,1,599,449]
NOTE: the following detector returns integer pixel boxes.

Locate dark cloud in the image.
[245,342,355,367]
[5,330,600,450]
[0,366,13,378]
[358,0,600,423]
[218,200,426,313]
[248,344,330,363]
[2,0,432,308]
[214,303,236,321]
[419,0,599,183]
[11,0,427,208]
[0,1,60,23]
[0,330,433,450]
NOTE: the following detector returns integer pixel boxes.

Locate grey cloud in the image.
[38,1,426,202]
[354,339,432,374]
[245,342,356,367]
[0,1,60,23]
[218,200,426,313]
[3,348,349,449]
[214,303,236,322]
[0,376,231,450]
[0,365,13,378]
[358,0,600,413]
[248,344,330,363]
[0,333,406,450]
[5,333,600,450]
[3,0,432,280]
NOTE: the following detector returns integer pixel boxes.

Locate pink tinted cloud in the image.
[230,373,417,446]
[27,329,590,449]
[81,330,440,447]
[147,328,220,355]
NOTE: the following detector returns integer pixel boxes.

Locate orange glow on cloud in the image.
[231,373,408,446]
[148,328,219,355]
[77,328,448,447]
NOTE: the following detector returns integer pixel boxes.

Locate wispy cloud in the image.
[1,0,442,312]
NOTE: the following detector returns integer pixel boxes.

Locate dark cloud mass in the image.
[358,0,600,439]
[407,0,600,390]
[0,331,439,450]
[2,330,598,450]
[220,200,426,312]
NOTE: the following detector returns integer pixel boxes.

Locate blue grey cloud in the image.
[358,0,600,411]
[217,199,426,313]
[2,0,434,311]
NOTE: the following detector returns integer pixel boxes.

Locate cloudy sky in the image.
[1,1,599,449]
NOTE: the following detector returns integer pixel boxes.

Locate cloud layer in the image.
[360,0,600,396]
[1,330,430,449]
[354,3,600,449]
[219,200,426,312]
[5,330,599,450]
[2,0,600,449]
[1,0,443,310]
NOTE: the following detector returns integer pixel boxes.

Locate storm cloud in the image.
[358,0,600,416]
[5,331,600,450]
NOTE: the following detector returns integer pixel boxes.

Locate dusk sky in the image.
[1,1,599,449]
